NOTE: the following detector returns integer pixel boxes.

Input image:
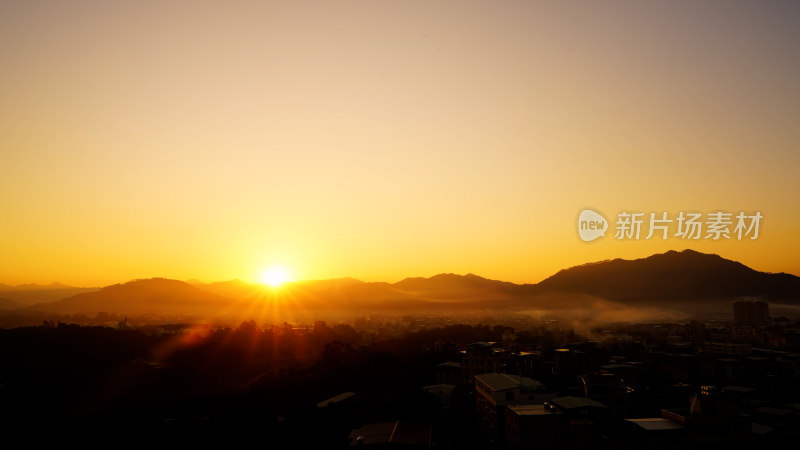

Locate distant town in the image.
[2,298,799,447]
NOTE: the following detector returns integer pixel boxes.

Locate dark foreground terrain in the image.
[2,316,799,448]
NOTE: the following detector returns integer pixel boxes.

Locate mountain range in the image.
[6,250,800,321]
[536,250,800,301]
[0,283,100,306]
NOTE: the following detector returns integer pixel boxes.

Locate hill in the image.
[0,297,22,310]
[26,278,236,317]
[394,273,518,293]
[0,284,100,306]
[14,250,800,321]
[537,249,800,303]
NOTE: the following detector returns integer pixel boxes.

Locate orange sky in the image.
[1,1,799,286]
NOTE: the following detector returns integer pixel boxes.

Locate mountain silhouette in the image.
[0,297,22,310]
[0,282,74,290]
[0,284,100,306]
[394,273,517,293]
[27,278,235,316]
[194,279,258,299]
[14,250,800,319]
[537,249,800,302]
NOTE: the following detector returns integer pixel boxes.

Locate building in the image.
[644,386,753,446]
[501,330,518,351]
[463,342,506,384]
[435,361,463,386]
[552,348,588,380]
[422,384,456,410]
[476,373,543,406]
[474,373,543,449]
[623,417,686,449]
[505,404,565,450]
[733,300,769,327]
[505,351,541,380]
[704,341,752,356]
[543,396,609,447]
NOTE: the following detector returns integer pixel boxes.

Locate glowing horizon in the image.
[258,265,293,287]
[0,246,794,289]
[2,1,799,287]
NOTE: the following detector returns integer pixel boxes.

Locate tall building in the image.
[435,361,464,386]
[474,373,543,450]
[463,342,506,384]
[625,385,752,447]
[505,405,565,450]
[733,301,769,327]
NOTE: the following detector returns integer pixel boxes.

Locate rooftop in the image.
[508,404,563,416]
[548,396,607,410]
[721,385,756,394]
[437,361,462,369]
[626,418,684,432]
[468,341,496,348]
[475,373,543,392]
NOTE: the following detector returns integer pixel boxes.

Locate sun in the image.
[259,265,292,287]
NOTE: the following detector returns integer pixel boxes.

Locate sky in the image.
[1,0,799,286]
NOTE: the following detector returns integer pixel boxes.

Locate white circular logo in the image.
[578,209,608,242]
